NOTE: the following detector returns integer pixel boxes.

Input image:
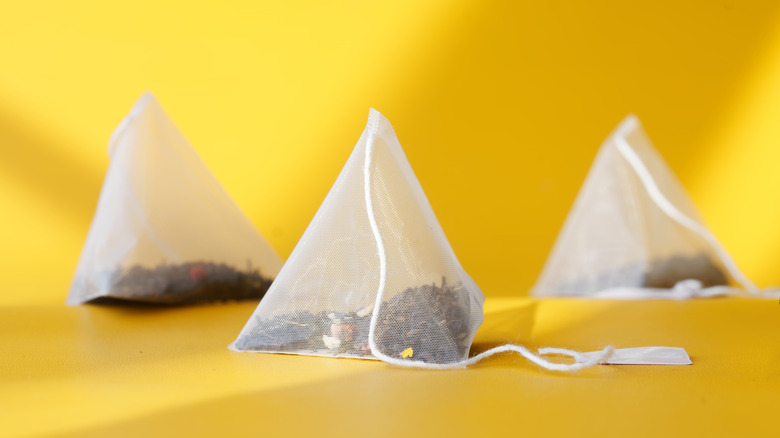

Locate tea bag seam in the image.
[111,116,184,265]
[108,92,153,157]
[362,112,613,371]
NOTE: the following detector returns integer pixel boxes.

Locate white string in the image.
[362,112,613,370]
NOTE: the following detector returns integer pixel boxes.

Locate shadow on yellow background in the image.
[2,1,780,305]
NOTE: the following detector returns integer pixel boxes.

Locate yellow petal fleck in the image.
[401,348,414,358]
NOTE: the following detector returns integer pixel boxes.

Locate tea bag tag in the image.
[578,346,692,365]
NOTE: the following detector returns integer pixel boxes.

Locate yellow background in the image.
[3,1,780,306]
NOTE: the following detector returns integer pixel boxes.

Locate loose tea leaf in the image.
[373,278,471,363]
[110,261,273,304]
[234,278,471,364]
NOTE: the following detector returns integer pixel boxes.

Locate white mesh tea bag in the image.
[230,110,694,370]
[231,109,486,365]
[532,115,756,298]
[67,93,282,304]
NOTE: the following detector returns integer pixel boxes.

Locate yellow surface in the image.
[4,2,780,306]
[3,297,780,437]
[4,3,780,435]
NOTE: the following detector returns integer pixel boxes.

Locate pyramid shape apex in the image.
[611,114,641,139]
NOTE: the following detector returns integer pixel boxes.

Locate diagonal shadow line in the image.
[8,300,640,438]
[29,369,439,438]
[0,99,105,226]
[30,374,470,438]
[39,321,619,438]
[0,301,261,384]
[374,2,780,297]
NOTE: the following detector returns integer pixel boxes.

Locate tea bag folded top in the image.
[67,93,282,304]
[231,109,485,365]
[532,115,755,298]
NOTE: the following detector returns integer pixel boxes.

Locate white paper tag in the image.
[582,346,692,365]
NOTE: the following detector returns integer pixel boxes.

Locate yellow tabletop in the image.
[3,297,778,438]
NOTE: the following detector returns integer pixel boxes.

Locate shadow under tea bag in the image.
[532,115,756,298]
[231,109,485,365]
[67,93,282,305]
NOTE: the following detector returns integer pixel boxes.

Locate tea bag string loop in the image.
[362,115,613,370]
[613,134,758,293]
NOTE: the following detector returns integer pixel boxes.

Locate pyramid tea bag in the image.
[230,110,697,370]
[67,93,282,304]
[532,115,756,298]
[230,109,486,365]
